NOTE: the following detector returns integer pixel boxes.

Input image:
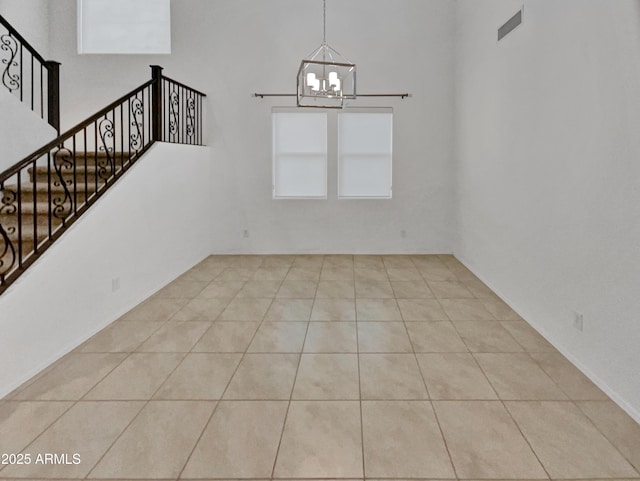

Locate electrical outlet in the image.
[573,311,584,332]
[400,230,407,238]
[243,229,250,238]
[111,277,120,292]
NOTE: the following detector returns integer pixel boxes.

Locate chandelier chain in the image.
[323,0,326,44]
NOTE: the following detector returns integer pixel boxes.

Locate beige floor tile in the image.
[417,264,458,282]
[217,267,258,281]
[284,266,321,281]
[354,255,384,269]
[76,320,160,353]
[360,354,428,400]
[311,298,356,321]
[480,296,522,320]
[460,277,495,298]
[182,400,288,478]
[406,321,468,352]
[439,298,495,320]
[530,352,609,400]
[182,261,225,282]
[428,280,475,299]
[355,279,395,298]
[433,401,547,479]
[292,354,359,400]
[12,353,126,400]
[501,321,557,352]
[192,321,259,352]
[248,322,308,353]
[0,401,144,479]
[218,297,273,321]
[303,322,358,353]
[224,255,264,268]
[0,401,72,454]
[417,353,497,400]
[440,256,474,277]
[453,321,524,352]
[506,401,638,478]
[171,297,230,321]
[391,280,434,299]
[320,265,354,280]
[136,320,211,352]
[276,279,318,298]
[197,280,245,298]
[362,401,455,477]
[356,298,402,321]
[154,278,209,299]
[577,400,640,472]
[382,255,415,269]
[154,353,242,399]
[119,297,187,321]
[316,279,355,298]
[398,299,449,320]
[89,401,214,479]
[261,255,296,268]
[324,254,354,267]
[224,353,299,399]
[84,353,184,400]
[265,299,314,321]
[236,280,281,298]
[386,267,423,281]
[357,322,412,353]
[475,353,567,400]
[293,254,325,268]
[354,267,388,281]
[274,401,363,478]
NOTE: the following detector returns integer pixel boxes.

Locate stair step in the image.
[0,211,71,230]
[29,165,125,183]
[2,183,97,202]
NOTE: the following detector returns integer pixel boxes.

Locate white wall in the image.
[0,0,56,169]
[47,0,456,254]
[0,143,212,397]
[0,88,57,170]
[0,0,50,59]
[454,0,640,420]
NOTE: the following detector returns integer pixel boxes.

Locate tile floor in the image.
[1,254,639,480]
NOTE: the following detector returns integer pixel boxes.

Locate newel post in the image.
[150,65,163,142]
[45,61,61,133]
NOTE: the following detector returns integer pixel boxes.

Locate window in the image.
[271,109,393,199]
[78,0,171,54]
[338,110,393,199]
[272,112,328,199]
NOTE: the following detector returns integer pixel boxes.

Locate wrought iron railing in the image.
[0,14,60,131]
[0,65,206,294]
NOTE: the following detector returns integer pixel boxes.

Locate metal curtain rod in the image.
[253,93,411,99]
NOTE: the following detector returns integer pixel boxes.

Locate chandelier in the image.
[297,0,356,108]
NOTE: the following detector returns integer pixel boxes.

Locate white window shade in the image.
[338,110,393,199]
[272,112,327,199]
[78,0,171,54]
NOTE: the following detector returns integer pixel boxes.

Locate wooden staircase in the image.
[0,66,206,294]
[1,151,129,266]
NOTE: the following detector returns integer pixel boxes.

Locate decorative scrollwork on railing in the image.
[98,116,115,180]
[0,187,17,216]
[186,96,195,138]
[1,33,20,92]
[52,148,74,220]
[130,96,144,152]
[0,223,17,277]
[169,90,179,137]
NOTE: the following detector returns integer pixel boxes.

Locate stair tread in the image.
[3,182,97,193]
